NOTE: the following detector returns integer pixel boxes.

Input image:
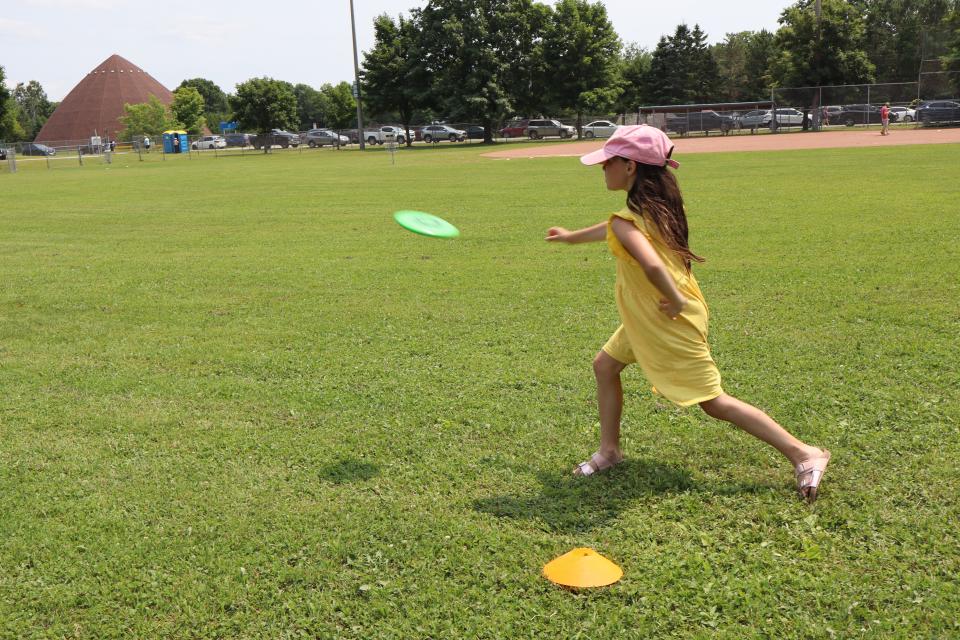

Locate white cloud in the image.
[168,17,246,46]
[24,0,128,8]
[0,18,45,39]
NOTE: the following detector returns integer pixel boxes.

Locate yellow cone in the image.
[543,547,623,588]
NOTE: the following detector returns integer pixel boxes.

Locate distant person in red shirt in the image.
[880,103,890,136]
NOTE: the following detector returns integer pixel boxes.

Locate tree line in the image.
[1,0,959,144]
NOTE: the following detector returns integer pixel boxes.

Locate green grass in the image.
[1,141,958,638]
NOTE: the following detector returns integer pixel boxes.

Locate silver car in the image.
[304,129,349,147]
[737,110,769,130]
[421,124,466,143]
[888,106,915,123]
[191,135,226,150]
[764,108,805,127]
[582,120,619,138]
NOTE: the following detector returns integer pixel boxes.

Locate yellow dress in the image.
[602,208,723,407]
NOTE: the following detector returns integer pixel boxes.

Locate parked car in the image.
[498,120,529,138]
[20,142,56,156]
[421,124,466,143]
[916,100,960,125]
[834,104,899,126]
[888,106,915,123]
[303,129,349,147]
[224,133,251,147]
[736,110,769,131]
[526,119,575,139]
[250,129,301,149]
[464,125,486,140]
[582,120,619,138]
[0,147,6,160]
[763,108,805,128]
[191,135,226,150]
[665,110,734,135]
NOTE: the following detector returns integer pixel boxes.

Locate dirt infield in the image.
[482,127,960,159]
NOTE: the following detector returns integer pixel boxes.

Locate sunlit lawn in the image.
[1,141,958,638]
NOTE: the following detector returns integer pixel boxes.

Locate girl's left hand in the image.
[659,297,687,320]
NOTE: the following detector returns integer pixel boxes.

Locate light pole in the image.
[349,0,366,150]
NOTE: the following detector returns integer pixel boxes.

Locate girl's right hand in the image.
[545,227,570,242]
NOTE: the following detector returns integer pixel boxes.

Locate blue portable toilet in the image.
[162,130,188,153]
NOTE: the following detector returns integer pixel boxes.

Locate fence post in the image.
[8,150,15,173]
[866,84,871,129]
[77,148,83,166]
[770,88,776,132]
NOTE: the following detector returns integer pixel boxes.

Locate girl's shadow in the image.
[318,457,380,484]
[473,458,774,534]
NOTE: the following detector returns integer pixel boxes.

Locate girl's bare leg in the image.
[573,351,627,475]
[699,393,822,466]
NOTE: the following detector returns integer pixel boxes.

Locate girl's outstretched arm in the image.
[545,222,607,243]
[610,217,687,319]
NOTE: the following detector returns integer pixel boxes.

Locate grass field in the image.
[1,141,958,638]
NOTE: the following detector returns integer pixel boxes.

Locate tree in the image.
[541,0,622,135]
[946,7,960,93]
[743,30,778,100]
[230,77,298,152]
[644,24,722,105]
[772,0,876,128]
[13,80,55,140]
[712,30,777,102]
[170,86,206,135]
[613,44,652,114]
[362,13,428,146]
[418,0,530,143]
[851,0,955,82]
[293,83,330,130]
[772,0,875,87]
[0,66,23,142]
[178,78,230,129]
[319,82,357,129]
[690,25,722,103]
[499,1,553,119]
[118,95,176,141]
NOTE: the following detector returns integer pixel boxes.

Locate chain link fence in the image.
[1,116,643,174]
[633,80,960,138]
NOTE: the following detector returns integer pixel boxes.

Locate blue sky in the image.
[2,0,792,101]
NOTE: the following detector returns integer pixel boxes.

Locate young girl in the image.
[546,125,831,501]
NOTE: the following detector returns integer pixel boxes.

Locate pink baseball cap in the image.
[580,124,679,169]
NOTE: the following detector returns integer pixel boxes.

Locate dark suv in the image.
[835,105,897,126]
[224,133,251,147]
[665,110,734,135]
[20,142,56,156]
[250,129,300,149]
[916,100,960,125]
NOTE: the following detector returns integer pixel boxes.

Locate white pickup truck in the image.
[363,125,408,145]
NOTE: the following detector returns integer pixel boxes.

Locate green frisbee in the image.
[393,210,460,239]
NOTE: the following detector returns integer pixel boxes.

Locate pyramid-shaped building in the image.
[35,54,173,145]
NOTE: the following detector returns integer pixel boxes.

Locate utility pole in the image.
[349,0,366,150]
[814,0,823,130]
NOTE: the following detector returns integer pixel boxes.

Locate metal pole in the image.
[349,0,366,150]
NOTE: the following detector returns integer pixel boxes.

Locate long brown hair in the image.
[625,161,704,271]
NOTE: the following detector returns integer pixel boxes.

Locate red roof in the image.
[35,54,173,144]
